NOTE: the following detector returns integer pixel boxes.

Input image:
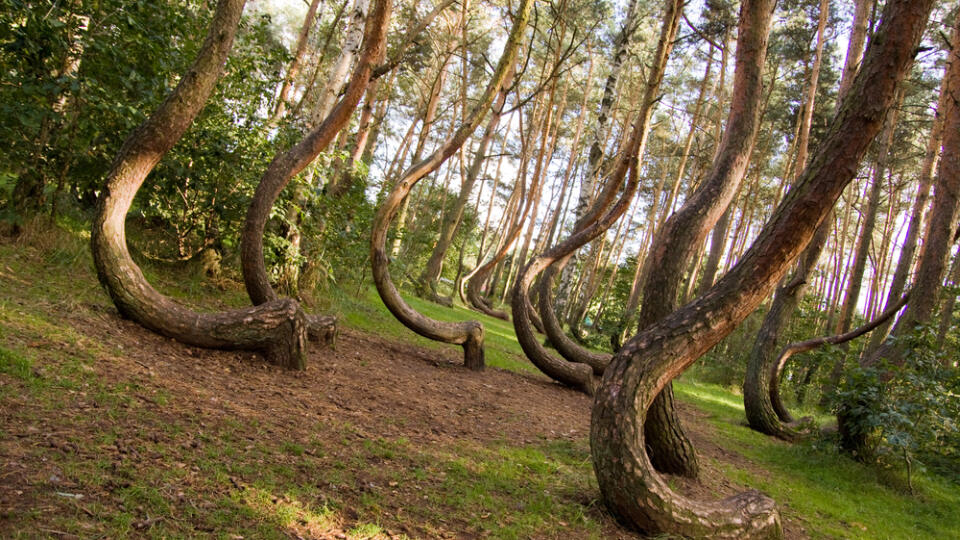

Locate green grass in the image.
[675,379,960,539]
[329,284,543,374]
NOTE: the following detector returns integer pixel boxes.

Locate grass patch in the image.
[675,379,960,539]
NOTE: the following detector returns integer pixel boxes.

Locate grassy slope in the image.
[1,225,958,539]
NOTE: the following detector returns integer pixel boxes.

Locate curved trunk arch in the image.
[239,0,391,344]
[91,0,311,369]
[746,290,910,441]
[590,0,932,535]
[369,0,534,370]
[512,142,641,395]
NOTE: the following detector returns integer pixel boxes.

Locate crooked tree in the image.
[589,0,933,535]
[240,0,391,344]
[369,0,534,370]
[91,0,314,369]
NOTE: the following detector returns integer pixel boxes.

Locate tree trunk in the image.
[91,0,312,369]
[590,2,931,534]
[744,222,829,439]
[514,138,643,395]
[369,0,533,370]
[632,0,774,479]
[743,0,836,436]
[555,0,641,314]
[513,0,681,394]
[239,0,389,343]
[623,31,725,328]
[391,48,454,257]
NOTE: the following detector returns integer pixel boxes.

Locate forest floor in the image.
[2,224,959,539]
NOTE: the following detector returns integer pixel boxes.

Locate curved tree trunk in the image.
[369,0,533,370]
[513,136,642,395]
[516,0,680,386]
[239,0,390,344]
[465,106,538,320]
[630,0,775,479]
[91,0,311,370]
[744,0,873,438]
[749,289,910,441]
[743,220,829,437]
[590,0,930,535]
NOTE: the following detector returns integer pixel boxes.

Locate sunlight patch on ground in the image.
[674,380,745,415]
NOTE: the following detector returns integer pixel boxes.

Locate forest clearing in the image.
[2,0,960,537]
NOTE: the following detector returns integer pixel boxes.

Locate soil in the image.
[1,294,807,538]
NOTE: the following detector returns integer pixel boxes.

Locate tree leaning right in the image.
[589,0,935,537]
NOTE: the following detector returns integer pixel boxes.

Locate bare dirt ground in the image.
[1,290,805,538]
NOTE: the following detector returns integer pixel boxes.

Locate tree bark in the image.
[239,0,389,343]
[91,0,312,370]
[512,0,681,394]
[631,0,774,479]
[590,1,931,536]
[743,221,829,438]
[743,0,839,436]
[369,0,533,369]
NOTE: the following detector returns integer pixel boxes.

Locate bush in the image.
[833,325,959,487]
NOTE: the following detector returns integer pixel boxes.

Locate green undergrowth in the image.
[675,380,960,539]
[2,222,958,538]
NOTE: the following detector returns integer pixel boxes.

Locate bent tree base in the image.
[91,0,310,370]
[590,0,933,534]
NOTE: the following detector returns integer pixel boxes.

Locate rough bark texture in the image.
[590,1,932,535]
[240,0,390,344]
[91,0,311,369]
[369,0,533,369]
[634,0,775,479]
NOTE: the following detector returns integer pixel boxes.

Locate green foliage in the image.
[833,326,960,483]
